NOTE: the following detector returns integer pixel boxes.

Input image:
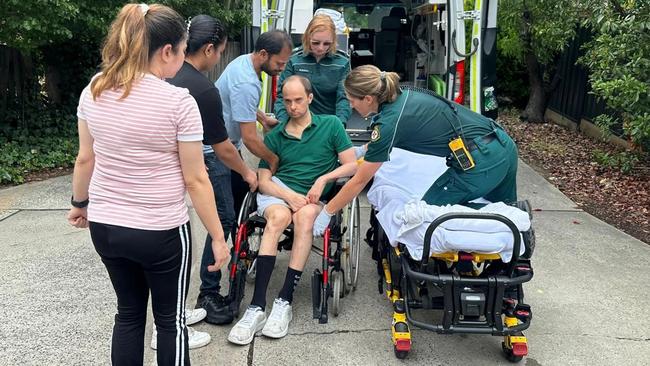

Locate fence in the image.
[546,28,618,134]
[207,42,242,82]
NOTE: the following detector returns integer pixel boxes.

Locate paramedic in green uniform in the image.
[273,15,351,124]
[313,65,519,236]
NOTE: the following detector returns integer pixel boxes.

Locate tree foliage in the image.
[579,0,650,150]
[0,0,252,184]
[498,0,579,65]
[0,0,79,51]
[497,0,581,122]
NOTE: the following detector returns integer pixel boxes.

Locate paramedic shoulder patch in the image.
[371,126,380,142]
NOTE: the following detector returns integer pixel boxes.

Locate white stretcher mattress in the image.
[367,148,530,262]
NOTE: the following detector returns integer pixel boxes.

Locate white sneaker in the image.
[151,325,211,350]
[186,308,207,325]
[261,298,292,339]
[227,306,267,345]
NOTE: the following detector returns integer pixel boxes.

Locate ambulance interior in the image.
[295,0,466,133]
[299,1,465,100]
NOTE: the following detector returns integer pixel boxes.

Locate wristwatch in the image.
[71,196,89,208]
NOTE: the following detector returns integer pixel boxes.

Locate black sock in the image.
[250,255,276,310]
[278,267,302,304]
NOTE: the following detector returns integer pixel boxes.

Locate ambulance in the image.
[249,0,499,131]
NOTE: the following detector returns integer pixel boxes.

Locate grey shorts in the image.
[256,176,291,216]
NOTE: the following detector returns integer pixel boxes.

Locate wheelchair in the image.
[368,201,535,361]
[225,180,362,324]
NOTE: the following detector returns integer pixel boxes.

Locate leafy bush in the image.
[592,149,641,175]
[580,1,650,151]
[0,136,77,184]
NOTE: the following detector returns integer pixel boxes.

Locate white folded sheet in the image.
[367,148,529,262]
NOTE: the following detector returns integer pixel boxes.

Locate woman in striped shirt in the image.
[66,4,229,365]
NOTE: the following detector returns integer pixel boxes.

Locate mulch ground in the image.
[498,110,649,244]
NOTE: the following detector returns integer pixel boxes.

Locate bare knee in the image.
[265,208,292,233]
[293,205,320,232]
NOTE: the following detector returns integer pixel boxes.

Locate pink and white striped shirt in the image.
[77,74,203,230]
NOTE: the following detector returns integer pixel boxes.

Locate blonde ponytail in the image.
[90,4,186,100]
[344,65,401,104]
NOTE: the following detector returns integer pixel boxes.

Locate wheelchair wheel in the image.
[350,196,361,289]
[331,270,343,317]
[342,196,361,290]
[245,227,262,283]
[340,204,351,294]
[246,258,257,284]
[237,191,255,226]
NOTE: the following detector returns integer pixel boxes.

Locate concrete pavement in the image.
[0,161,648,365]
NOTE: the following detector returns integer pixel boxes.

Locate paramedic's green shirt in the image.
[274,50,351,123]
[364,90,495,163]
[259,114,353,196]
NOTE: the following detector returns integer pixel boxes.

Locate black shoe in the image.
[196,293,234,325]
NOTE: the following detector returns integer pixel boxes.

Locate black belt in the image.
[465,131,497,152]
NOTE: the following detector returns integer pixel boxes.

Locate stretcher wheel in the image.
[394,348,408,359]
[331,271,342,316]
[502,331,527,363]
[502,342,524,363]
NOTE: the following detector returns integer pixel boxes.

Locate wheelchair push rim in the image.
[346,196,361,290]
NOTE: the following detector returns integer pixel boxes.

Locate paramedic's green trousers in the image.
[422,128,518,205]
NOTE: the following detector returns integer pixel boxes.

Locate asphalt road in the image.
[0,161,648,365]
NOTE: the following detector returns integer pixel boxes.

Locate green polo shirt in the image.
[259,113,353,197]
[364,89,495,163]
[274,49,352,124]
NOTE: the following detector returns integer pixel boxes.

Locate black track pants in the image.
[89,221,192,366]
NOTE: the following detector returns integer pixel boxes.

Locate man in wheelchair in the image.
[228,75,357,345]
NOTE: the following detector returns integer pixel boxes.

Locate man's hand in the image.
[243,168,258,192]
[262,115,279,130]
[207,238,231,272]
[307,177,326,204]
[67,207,89,228]
[286,192,309,212]
[313,207,334,237]
[257,110,279,131]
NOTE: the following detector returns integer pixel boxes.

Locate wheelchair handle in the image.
[421,212,522,275]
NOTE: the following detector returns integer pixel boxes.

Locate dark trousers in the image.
[200,153,235,296]
[422,128,519,205]
[230,166,249,238]
[90,221,192,366]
